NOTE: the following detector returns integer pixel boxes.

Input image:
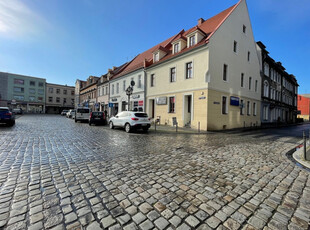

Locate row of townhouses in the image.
[0,72,75,114]
[76,0,298,131]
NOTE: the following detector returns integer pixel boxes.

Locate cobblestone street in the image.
[0,115,309,230]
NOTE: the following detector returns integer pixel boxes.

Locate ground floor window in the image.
[263,106,268,120]
[222,96,228,114]
[253,102,257,116]
[240,99,244,115]
[169,97,175,113]
[247,101,251,115]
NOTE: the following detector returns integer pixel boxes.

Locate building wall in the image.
[0,72,8,106]
[46,83,75,114]
[207,0,261,129]
[5,73,46,113]
[109,69,145,116]
[298,95,310,121]
[97,82,109,112]
[146,47,209,129]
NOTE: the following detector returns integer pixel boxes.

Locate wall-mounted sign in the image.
[199,96,206,100]
[138,100,143,106]
[132,95,140,99]
[230,96,239,106]
[156,97,167,105]
[111,98,117,102]
[109,103,113,108]
[213,102,220,104]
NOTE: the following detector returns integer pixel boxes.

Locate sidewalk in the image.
[293,144,310,171]
[148,124,208,134]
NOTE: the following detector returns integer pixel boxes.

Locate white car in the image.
[109,111,151,133]
[75,107,91,122]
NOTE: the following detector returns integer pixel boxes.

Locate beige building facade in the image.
[146,0,261,131]
[45,83,75,114]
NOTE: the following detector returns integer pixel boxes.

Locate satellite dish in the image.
[131,80,135,86]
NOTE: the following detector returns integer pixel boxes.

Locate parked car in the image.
[75,108,91,122]
[89,111,106,126]
[12,108,23,114]
[0,107,15,126]
[61,110,69,116]
[66,109,75,118]
[109,111,151,133]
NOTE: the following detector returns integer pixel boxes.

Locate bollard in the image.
[198,122,200,133]
[176,122,178,132]
[155,120,156,132]
[304,130,307,160]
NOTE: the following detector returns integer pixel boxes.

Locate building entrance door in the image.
[184,95,192,126]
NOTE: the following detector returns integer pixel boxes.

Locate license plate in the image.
[142,124,147,126]
[95,118,100,120]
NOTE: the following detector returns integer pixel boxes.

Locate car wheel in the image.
[109,121,114,129]
[89,122,91,126]
[142,127,149,132]
[125,123,131,133]
[75,119,77,123]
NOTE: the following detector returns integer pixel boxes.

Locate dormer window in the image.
[154,52,159,62]
[189,35,196,47]
[174,43,180,54]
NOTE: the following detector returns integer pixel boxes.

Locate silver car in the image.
[109,111,151,133]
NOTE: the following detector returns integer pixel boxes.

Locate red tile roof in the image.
[111,1,239,79]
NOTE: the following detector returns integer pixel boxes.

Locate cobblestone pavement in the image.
[0,115,309,230]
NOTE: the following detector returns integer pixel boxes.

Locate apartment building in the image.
[256,41,298,125]
[79,76,99,111]
[145,0,261,130]
[45,83,75,114]
[97,74,109,112]
[0,72,46,113]
[297,95,310,121]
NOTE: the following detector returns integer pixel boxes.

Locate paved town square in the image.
[0,115,309,230]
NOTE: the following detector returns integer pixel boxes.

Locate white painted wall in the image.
[208,0,261,101]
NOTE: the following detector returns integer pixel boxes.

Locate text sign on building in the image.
[156,97,167,105]
[109,103,114,108]
[230,96,239,106]
[138,100,143,106]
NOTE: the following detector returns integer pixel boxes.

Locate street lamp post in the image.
[125,80,135,111]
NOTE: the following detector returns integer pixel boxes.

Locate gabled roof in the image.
[111,1,240,77]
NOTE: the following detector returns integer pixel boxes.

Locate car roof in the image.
[0,107,9,110]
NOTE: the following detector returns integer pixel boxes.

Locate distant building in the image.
[45,83,75,114]
[297,95,310,121]
[97,74,109,112]
[256,41,298,125]
[75,79,85,108]
[79,76,99,111]
[0,72,46,113]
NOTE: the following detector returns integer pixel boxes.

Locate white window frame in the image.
[185,62,193,79]
[170,67,176,82]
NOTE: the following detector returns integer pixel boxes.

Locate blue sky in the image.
[0,0,309,94]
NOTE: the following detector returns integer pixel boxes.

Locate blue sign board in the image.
[109,103,114,108]
[230,96,239,106]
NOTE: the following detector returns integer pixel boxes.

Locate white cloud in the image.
[0,0,46,38]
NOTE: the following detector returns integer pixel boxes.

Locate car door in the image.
[113,112,123,127]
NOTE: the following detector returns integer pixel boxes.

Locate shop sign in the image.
[111,98,117,102]
[132,95,140,99]
[109,103,114,108]
[138,100,143,106]
[230,96,239,106]
[156,97,167,105]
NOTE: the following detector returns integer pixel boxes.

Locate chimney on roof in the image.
[112,66,117,71]
[198,18,205,26]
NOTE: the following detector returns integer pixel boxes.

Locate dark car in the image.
[0,107,15,126]
[89,111,106,126]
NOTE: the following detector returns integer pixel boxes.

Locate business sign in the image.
[138,100,143,106]
[230,96,239,106]
[132,95,140,99]
[156,97,167,105]
[111,98,117,102]
[109,103,114,108]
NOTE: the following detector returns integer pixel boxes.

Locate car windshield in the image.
[134,113,148,118]
[92,112,102,116]
[77,109,89,113]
